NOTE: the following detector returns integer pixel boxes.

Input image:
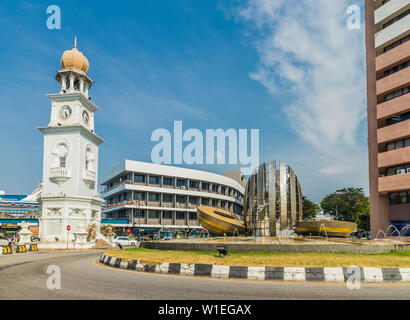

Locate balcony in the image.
[376,68,410,96]
[378,173,410,194]
[50,167,71,185]
[377,94,410,120]
[375,0,409,26]
[83,169,96,186]
[378,147,410,169]
[376,39,410,72]
[378,119,410,144]
[375,15,410,51]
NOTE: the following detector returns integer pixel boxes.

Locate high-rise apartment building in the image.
[365,0,410,238]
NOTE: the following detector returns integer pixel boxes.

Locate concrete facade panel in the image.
[377,119,410,143]
[377,94,410,119]
[375,0,410,25]
[390,203,410,220]
[378,147,410,169]
[375,15,410,50]
[378,173,410,193]
[376,68,410,96]
[376,39,410,72]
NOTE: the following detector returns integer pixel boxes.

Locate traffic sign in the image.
[67,225,71,231]
[127,228,131,234]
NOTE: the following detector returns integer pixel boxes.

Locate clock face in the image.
[82,110,89,124]
[59,105,72,119]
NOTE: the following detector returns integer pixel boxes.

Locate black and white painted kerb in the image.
[99,255,410,283]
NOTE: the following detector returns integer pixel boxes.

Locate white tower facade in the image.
[38,38,104,241]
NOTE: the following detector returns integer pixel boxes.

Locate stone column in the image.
[18,222,32,244]
[84,82,89,97]
[69,74,75,93]
[61,75,67,93]
[79,77,84,93]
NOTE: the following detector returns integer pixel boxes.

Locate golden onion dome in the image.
[60,37,89,74]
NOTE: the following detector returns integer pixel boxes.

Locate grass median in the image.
[105,247,410,268]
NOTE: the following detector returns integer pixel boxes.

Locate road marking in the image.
[92,260,410,287]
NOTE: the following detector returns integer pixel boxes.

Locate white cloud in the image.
[234,0,368,181]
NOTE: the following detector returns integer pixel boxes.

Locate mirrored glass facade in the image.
[243,161,303,236]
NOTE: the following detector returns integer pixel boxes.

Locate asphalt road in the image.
[0,251,409,300]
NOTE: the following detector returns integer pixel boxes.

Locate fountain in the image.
[385,225,404,242]
[189,229,197,239]
[374,225,405,242]
[375,229,388,241]
[356,229,368,239]
[198,229,210,238]
[400,225,410,237]
[232,228,240,238]
[319,223,329,242]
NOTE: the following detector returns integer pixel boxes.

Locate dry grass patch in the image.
[106,248,410,268]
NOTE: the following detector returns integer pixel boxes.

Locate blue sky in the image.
[0,0,368,203]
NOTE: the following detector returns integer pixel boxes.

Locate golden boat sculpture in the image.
[197,206,248,236]
[295,220,357,238]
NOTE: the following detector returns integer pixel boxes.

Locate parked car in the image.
[114,237,138,247]
[0,236,11,247]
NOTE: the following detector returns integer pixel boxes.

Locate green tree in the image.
[302,196,320,220]
[320,188,370,230]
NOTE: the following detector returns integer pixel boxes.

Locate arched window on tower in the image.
[54,143,68,168]
[60,155,67,168]
[74,78,80,91]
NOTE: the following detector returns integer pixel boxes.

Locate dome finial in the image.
[60,36,89,73]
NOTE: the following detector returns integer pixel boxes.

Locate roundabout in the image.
[99,253,410,283]
[1,250,410,300]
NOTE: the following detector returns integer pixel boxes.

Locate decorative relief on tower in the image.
[69,208,86,217]
[47,208,62,216]
[51,138,71,156]
[85,144,95,172]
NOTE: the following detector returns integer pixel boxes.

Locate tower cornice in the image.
[55,69,94,88]
[47,92,98,112]
[38,125,104,145]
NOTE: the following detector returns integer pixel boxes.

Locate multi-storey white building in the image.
[100,160,245,237]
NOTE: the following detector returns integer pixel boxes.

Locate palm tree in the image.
[100,225,113,237]
[87,224,97,242]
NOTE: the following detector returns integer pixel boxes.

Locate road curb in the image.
[1,246,12,255]
[1,244,39,255]
[99,254,410,283]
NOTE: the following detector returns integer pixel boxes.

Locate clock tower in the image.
[38,38,104,241]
